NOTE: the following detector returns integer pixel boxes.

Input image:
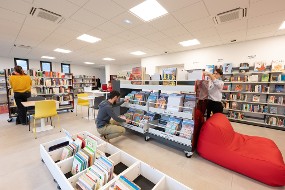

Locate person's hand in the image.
[125,119,131,123]
[203,71,211,76]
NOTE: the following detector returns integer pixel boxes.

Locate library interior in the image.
[0,0,285,190]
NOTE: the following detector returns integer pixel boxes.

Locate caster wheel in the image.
[70,110,74,112]
[185,151,193,158]
[7,118,12,122]
[145,136,150,141]
[57,185,61,190]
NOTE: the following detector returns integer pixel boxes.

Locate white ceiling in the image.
[0,0,285,68]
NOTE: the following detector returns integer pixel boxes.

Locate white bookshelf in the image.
[40,131,191,190]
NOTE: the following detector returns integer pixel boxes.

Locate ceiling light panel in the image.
[41,56,55,59]
[179,39,200,47]
[103,58,115,61]
[129,0,168,22]
[77,34,101,43]
[279,21,285,30]
[130,51,146,55]
[54,48,71,53]
[84,62,95,64]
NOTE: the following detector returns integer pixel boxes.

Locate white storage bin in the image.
[153,176,192,190]
[97,143,120,157]
[108,151,138,176]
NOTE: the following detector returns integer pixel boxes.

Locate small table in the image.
[22,101,54,133]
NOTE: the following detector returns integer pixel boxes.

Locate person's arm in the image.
[106,106,126,123]
[204,72,224,90]
[112,100,125,107]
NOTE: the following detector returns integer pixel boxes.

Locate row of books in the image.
[75,156,114,190]
[227,84,284,93]
[74,75,95,79]
[113,176,140,190]
[125,91,196,113]
[228,111,244,120]
[31,70,71,78]
[31,87,72,95]
[226,102,280,114]
[159,115,194,140]
[265,116,285,127]
[122,109,158,128]
[33,78,72,86]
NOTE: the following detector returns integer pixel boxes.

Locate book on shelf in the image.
[239,62,249,73]
[281,74,285,81]
[271,60,285,72]
[261,74,269,82]
[270,107,278,114]
[223,63,232,74]
[231,102,238,109]
[228,111,244,119]
[268,96,276,103]
[275,85,284,92]
[155,93,169,109]
[205,65,215,74]
[223,85,231,91]
[223,76,231,82]
[130,67,145,85]
[271,74,281,82]
[162,68,177,85]
[265,116,285,127]
[179,120,194,140]
[147,92,158,107]
[183,94,196,113]
[248,75,259,82]
[165,117,182,135]
[254,62,266,72]
[166,94,184,112]
[235,85,243,91]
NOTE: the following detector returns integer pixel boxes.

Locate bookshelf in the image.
[73,75,96,96]
[0,70,8,114]
[113,80,198,158]
[40,131,191,190]
[4,69,74,122]
[222,65,285,131]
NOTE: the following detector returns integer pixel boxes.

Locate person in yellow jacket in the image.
[9,66,32,125]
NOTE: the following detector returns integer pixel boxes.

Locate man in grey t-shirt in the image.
[95,91,131,142]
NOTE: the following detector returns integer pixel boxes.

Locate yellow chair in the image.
[33,100,60,139]
[77,93,90,119]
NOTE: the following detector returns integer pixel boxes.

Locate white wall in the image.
[105,63,140,82]
[0,56,105,82]
[141,35,285,74]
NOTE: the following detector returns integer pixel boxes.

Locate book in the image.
[223,63,232,74]
[179,120,194,139]
[271,60,285,72]
[248,75,258,82]
[183,94,196,113]
[239,63,249,73]
[167,94,184,112]
[205,65,215,73]
[270,107,278,114]
[252,95,260,102]
[275,85,284,93]
[281,74,285,81]
[261,74,269,82]
[130,67,145,85]
[268,96,275,103]
[162,68,177,85]
[235,85,243,91]
[165,117,182,135]
[254,62,266,72]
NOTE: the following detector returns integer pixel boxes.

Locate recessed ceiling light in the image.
[103,58,115,61]
[179,39,200,47]
[279,21,285,30]
[77,34,101,43]
[41,56,55,59]
[129,0,168,22]
[54,48,71,53]
[130,51,146,55]
[84,62,95,65]
[124,19,132,24]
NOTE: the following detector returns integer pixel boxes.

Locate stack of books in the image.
[76,156,114,190]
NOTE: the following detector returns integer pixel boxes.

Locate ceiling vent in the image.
[14,44,32,49]
[29,7,65,24]
[213,8,247,24]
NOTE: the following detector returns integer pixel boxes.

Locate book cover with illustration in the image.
[130,67,145,85]
[223,63,232,74]
[271,60,285,72]
[179,120,194,139]
[239,62,249,73]
[261,74,269,82]
[165,117,182,135]
[254,62,266,72]
[252,95,260,102]
[205,65,215,74]
[275,85,284,93]
[162,68,177,85]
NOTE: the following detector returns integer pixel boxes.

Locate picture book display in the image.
[179,120,194,140]
[271,60,285,72]
[223,63,232,74]
[162,68,177,86]
[254,62,266,72]
[239,62,249,73]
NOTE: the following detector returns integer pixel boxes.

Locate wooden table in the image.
[22,100,55,133]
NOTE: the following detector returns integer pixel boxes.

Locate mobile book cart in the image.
[40,131,191,190]
[112,80,200,158]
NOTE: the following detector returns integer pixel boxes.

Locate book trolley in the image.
[112,80,199,158]
[40,131,191,190]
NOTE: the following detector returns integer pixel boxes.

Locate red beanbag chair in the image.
[197,113,285,186]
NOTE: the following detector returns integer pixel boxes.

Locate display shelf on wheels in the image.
[112,80,200,158]
[40,131,192,190]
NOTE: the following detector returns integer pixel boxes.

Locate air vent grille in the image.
[213,8,247,24]
[29,7,65,24]
[14,44,32,49]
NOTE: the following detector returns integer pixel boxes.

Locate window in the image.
[40,61,52,72]
[61,63,70,73]
[14,58,29,71]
